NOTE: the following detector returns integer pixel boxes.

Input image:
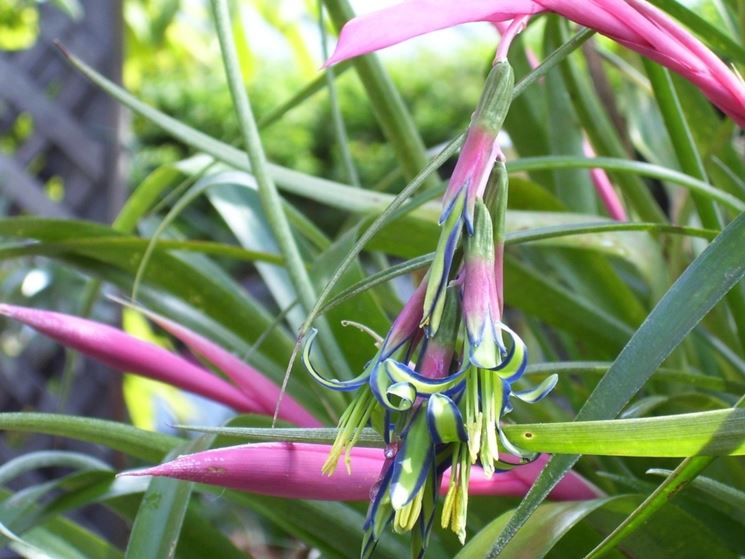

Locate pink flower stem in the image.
[495,15,532,62]
[583,139,628,221]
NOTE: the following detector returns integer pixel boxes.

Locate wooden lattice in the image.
[0,0,124,222]
[0,4,128,541]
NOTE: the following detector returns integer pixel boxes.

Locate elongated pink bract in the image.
[583,139,628,221]
[324,0,543,67]
[124,442,600,501]
[0,303,259,414]
[134,306,321,427]
[326,0,745,127]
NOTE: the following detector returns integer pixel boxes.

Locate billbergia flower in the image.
[304,33,560,556]
[299,2,745,554]
[422,60,512,336]
[0,303,320,427]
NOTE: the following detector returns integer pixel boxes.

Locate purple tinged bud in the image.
[441,62,513,235]
[418,288,460,379]
[485,159,509,315]
[462,201,503,369]
[381,277,427,358]
[471,61,515,136]
[418,344,453,381]
[441,127,501,235]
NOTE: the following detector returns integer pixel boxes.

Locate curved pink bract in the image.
[140,307,321,427]
[0,303,255,413]
[125,442,600,502]
[326,0,745,127]
[324,0,543,67]
[0,303,320,426]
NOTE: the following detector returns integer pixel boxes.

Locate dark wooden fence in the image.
[0,2,128,545]
[0,0,124,222]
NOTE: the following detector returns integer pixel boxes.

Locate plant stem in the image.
[209,0,351,382]
[322,0,437,188]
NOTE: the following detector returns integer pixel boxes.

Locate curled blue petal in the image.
[383,358,468,398]
[512,374,558,404]
[498,427,539,462]
[303,328,371,391]
[387,381,417,411]
[371,363,412,412]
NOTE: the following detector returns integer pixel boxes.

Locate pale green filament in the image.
[322,385,374,475]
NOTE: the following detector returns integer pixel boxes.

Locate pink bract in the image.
[125,442,601,502]
[0,303,319,427]
[326,0,745,127]
[132,304,321,427]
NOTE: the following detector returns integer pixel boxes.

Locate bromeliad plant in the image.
[3,0,745,558]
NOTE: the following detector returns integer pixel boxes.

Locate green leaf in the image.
[309,227,390,373]
[455,497,631,559]
[647,468,745,515]
[206,177,306,330]
[508,157,745,213]
[173,407,745,457]
[582,494,738,559]
[504,407,745,456]
[0,452,110,487]
[0,413,179,462]
[176,507,257,559]
[125,437,211,559]
[544,17,597,214]
[0,236,281,266]
[526,362,745,393]
[24,516,124,559]
[210,0,351,379]
[0,217,295,370]
[257,61,353,129]
[504,255,633,354]
[558,32,667,223]
[461,493,739,559]
[582,391,745,559]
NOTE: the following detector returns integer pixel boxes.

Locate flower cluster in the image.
[304,57,557,557]
[308,6,745,551]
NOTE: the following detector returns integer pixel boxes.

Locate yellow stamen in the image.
[394,488,424,533]
[322,387,374,475]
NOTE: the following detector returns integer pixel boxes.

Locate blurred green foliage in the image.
[128,46,492,190]
[121,0,495,189]
[0,0,81,50]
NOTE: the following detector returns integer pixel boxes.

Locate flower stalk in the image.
[303,53,558,556]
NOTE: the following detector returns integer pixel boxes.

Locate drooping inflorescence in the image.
[303,58,557,558]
